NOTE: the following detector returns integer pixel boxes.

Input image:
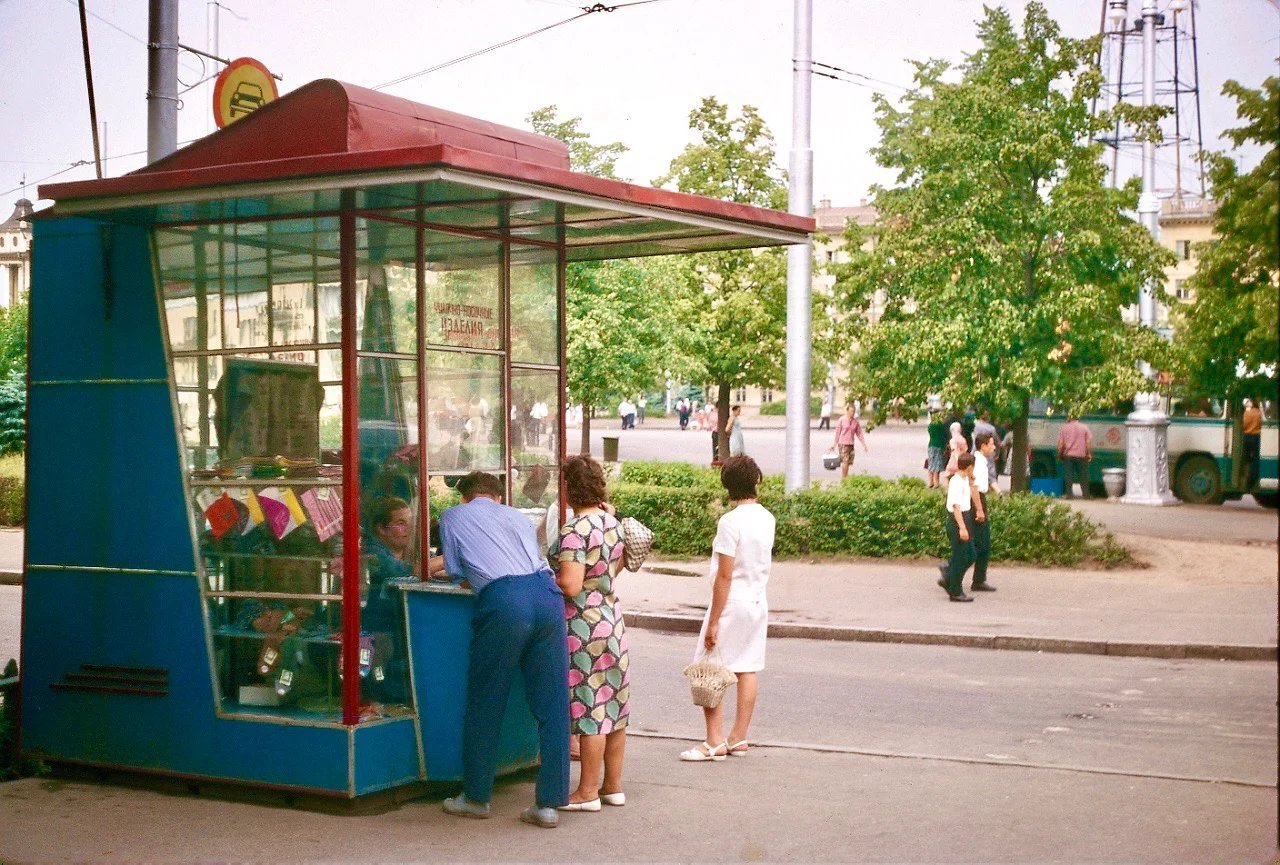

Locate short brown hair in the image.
[369,496,411,530]
[957,453,975,471]
[720,455,762,501]
[457,471,504,501]
[563,455,608,509]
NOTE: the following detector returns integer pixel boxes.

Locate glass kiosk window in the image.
[156,210,561,724]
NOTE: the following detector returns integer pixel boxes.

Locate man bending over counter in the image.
[427,471,570,829]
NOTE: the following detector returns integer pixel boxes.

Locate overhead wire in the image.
[373,0,672,91]
[812,61,907,92]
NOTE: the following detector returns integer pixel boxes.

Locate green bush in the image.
[610,483,723,556]
[618,460,720,490]
[759,396,823,417]
[0,454,22,526]
[613,460,1126,566]
[0,370,24,456]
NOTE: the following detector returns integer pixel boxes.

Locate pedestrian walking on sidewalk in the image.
[832,403,869,480]
[818,395,832,430]
[969,432,999,593]
[726,404,745,457]
[938,453,977,602]
[680,455,775,762]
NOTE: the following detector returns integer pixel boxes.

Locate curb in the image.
[624,612,1277,662]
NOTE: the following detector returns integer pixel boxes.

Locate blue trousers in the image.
[463,571,570,809]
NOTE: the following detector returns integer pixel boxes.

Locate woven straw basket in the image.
[682,654,738,708]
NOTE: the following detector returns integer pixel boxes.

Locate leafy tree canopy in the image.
[832,2,1172,487]
[1172,76,1279,401]
[654,97,802,445]
[527,107,700,437]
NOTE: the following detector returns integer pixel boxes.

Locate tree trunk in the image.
[579,405,591,456]
[715,382,731,464]
[1010,394,1030,493]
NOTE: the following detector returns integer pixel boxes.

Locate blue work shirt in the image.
[439,497,552,593]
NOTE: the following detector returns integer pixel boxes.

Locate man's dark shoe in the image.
[949,593,974,602]
[971,582,997,592]
[937,577,948,591]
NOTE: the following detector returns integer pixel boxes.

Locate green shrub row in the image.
[758,396,823,417]
[0,475,23,527]
[611,462,1128,567]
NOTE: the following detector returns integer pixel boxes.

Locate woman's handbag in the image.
[682,647,738,708]
[823,449,840,471]
[619,516,654,572]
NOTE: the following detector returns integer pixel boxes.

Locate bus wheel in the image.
[1254,492,1279,509]
[1175,455,1223,505]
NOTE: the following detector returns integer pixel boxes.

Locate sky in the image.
[1,0,1277,212]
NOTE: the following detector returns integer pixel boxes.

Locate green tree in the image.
[0,301,26,380]
[655,98,795,458]
[0,302,27,455]
[528,107,701,452]
[833,3,1171,491]
[1172,77,1278,402]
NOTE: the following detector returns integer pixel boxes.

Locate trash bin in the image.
[1102,467,1126,500]
[602,435,620,463]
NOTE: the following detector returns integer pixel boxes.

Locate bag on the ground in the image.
[619,516,654,571]
[682,647,737,708]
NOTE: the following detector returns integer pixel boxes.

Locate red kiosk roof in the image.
[41,80,811,259]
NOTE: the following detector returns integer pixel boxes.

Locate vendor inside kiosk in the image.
[19,80,812,802]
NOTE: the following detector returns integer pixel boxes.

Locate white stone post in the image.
[1120,392,1179,506]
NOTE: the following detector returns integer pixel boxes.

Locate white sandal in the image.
[679,741,728,762]
[727,740,749,757]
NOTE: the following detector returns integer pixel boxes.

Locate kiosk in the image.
[19,80,811,802]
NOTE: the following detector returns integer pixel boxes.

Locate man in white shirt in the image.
[969,431,999,592]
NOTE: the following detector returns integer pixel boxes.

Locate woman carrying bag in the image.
[680,455,775,762]
[552,455,631,810]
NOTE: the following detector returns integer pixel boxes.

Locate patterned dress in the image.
[554,513,631,736]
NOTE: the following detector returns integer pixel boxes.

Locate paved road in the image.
[628,629,1278,787]
[0,629,1273,863]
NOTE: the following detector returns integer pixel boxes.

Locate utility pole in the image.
[784,0,813,493]
[148,0,179,162]
[1137,0,1159,331]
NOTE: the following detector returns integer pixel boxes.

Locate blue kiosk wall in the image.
[20,218,419,797]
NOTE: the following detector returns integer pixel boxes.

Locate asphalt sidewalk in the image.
[624,529,1277,661]
[3,523,1275,661]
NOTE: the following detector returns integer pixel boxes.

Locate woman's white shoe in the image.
[600,791,626,806]
[679,741,728,762]
[557,798,601,812]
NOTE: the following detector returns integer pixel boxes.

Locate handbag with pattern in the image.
[619,515,654,572]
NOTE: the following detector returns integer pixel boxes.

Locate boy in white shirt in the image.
[938,452,977,602]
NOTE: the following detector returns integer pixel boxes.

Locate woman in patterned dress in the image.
[552,455,630,811]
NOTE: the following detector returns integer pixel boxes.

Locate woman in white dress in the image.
[680,455,775,762]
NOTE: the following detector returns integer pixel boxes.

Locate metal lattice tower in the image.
[1093,0,1208,200]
